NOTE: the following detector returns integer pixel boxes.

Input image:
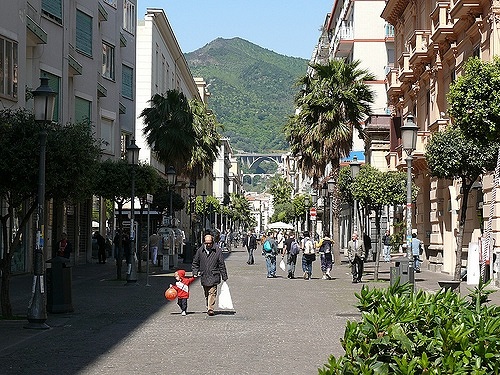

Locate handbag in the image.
[279,258,286,272]
[218,281,234,310]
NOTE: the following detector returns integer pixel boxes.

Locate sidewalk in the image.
[0,249,498,375]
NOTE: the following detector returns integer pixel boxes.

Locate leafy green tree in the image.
[351,165,415,281]
[285,59,375,260]
[447,56,500,281]
[94,159,131,280]
[0,109,101,317]
[269,175,293,207]
[228,193,256,230]
[425,126,499,280]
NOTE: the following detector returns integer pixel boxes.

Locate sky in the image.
[137,1,334,59]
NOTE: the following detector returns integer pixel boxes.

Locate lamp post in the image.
[166,166,176,227]
[401,114,418,271]
[304,195,310,232]
[126,138,140,284]
[188,181,196,245]
[350,156,361,232]
[311,192,318,238]
[201,191,207,238]
[328,179,335,237]
[26,77,56,329]
[321,183,328,235]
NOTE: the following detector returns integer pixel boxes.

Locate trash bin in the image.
[390,257,414,286]
[183,242,193,264]
[46,256,74,313]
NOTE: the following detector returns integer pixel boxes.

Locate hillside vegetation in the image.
[185,37,308,153]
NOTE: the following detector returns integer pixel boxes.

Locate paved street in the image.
[1,245,499,375]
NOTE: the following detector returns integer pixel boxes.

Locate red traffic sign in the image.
[309,207,317,217]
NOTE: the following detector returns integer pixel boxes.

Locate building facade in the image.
[1,0,137,271]
[311,0,394,252]
[381,0,500,279]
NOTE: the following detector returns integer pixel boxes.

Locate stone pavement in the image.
[1,247,498,375]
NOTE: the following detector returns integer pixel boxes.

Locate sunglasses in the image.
[204,242,213,245]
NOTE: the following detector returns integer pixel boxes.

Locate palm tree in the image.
[285,58,375,260]
[140,90,196,174]
[188,99,222,180]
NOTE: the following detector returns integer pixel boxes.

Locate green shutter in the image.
[76,10,92,56]
[42,0,62,22]
[75,97,91,124]
[122,65,133,99]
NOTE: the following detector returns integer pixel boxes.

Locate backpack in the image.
[290,240,300,256]
[320,239,332,253]
[303,238,314,254]
[263,239,272,252]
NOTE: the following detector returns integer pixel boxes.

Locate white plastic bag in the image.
[279,258,286,272]
[218,281,234,310]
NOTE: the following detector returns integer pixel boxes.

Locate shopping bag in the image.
[218,281,234,309]
[279,258,286,272]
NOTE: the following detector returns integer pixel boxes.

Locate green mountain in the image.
[185,37,308,153]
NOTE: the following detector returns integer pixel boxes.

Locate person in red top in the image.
[170,269,196,316]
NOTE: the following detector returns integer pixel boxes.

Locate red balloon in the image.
[164,287,177,301]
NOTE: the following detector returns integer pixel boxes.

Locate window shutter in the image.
[42,0,62,21]
[122,65,133,99]
[76,10,92,56]
[75,97,91,124]
[42,71,60,122]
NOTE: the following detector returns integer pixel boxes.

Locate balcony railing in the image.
[398,52,414,81]
[431,2,454,43]
[409,30,432,65]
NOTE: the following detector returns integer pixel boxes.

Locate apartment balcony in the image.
[385,23,395,41]
[386,68,402,97]
[409,30,432,66]
[333,25,354,57]
[431,2,455,44]
[397,52,414,82]
[392,131,430,170]
[450,0,483,19]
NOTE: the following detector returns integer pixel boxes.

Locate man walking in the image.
[347,231,365,283]
[382,229,391,262]
[262,232,278,278]
[192,234,228,316]
[246,231,257,265]
[317,231,334,279]
[283,231,299,279]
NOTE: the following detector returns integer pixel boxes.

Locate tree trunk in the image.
[454,177,471,280]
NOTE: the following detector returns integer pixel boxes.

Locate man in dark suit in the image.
[246,231,257,265]
[192,234,228,316]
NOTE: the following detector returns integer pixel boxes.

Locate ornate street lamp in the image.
[26,77,56,329]
[126,138,140,283]
[350,156,361,232]
[401,114,418,274]
[166,166,176,227]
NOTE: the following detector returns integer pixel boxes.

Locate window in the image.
[41,71,60,122]
[102,42,115,80]
[101,117,114,153]
[103,0,117,7]
[75,96,91,124]
[0,36,18,100]
[76,10,92,56]
[121,64,133,99]
[42,0,62,24]
[123,0,135,34]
